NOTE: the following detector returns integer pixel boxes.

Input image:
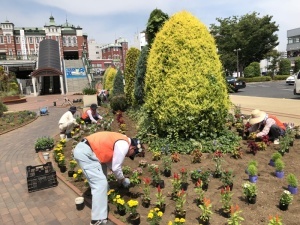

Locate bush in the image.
[287,173,298,188]
[0,101,8,117]
[278,59,291,75]
[244,62,260,78]
[247,165,258,176]
[275,159,285,172]
[271,152,282,162]
[111,69,124,98]
[82,87,97,95]
[110,95,128,112]
[143,11,230,140]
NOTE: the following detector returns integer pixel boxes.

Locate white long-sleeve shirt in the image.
[86,109,103,123]
[106,139,130,180]
[58,111,77,125]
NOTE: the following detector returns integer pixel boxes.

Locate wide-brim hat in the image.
[129,138,143,160]
[249,109,266,125]
[69,106,77,113]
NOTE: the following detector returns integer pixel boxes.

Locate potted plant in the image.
[279,190,293,211]
[247,164,258,183]
[227,204,244,225]
[220,186,233,217]
[107,189,117,203]
[58,154,67,173]
[167,218,186,225]
[138,159,148,168]
[194,179,205,206]
[180,168,188,190]
[268,214,283,225]
[175,190,186,219]
[152,151,161,161]
[191,149,202,163]
[274,159,285,178]
[269,152,282,167]
[162,156,172,177]
[113,195,126,216]
[257,142,267,151]
[190,169,202,183]
[122,165,132,176]
[171,152,180,163]
[68,159,77,177]
[34,136,54,152]
[155,186,166,212]
[151,167,164,188]
[129,171,141,187]
[220,170,234,189]
[147,208,163,225]
[199,198,213,225]
[235,122,244,136]
[212,150,223,178]
[126,199,140,224]
[287,173,298,194]
[73,169,83,182]
[242,181,257,204]
[171,173,182,199]
[142,177,151,208]
[198,170,211,191]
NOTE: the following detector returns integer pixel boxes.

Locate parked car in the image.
[286,74,296,85]
[226,76,246,92]
[294,71,300,95]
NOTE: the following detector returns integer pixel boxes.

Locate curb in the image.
[38,151,126,225]
[0,116,38,136]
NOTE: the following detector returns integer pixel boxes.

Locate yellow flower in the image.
[71,131,74,135]
[154,207,160,212]
[116,195,120,199]
[147,212,153,219]
[80,121,84,124]
[117,199,124,205]
[77,169,82,174]
[179,218,185,223]
[168,222,173,225]
[73,174,78,179]
[157,211,163,217]
[127,200,138,207]
[175,218,180,222]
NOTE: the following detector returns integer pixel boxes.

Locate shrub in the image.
[110,95,128,112]
[278,59,291,75]
[275,159,285,172]
[244,62,260,78]
[124,47,140,107]
[82,87,97,95]
[247,165,257,176]
[0,101,8,116]
[111,69,124,98]
[271,152,282,162]
[287,173,298,188]
[103,67,117,92]
[143,10,230,140]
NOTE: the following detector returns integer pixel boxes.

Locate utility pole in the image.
[234,48,241,77]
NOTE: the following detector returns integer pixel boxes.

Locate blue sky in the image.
[1,0,299,51]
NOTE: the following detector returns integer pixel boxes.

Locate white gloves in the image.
[122,178,130,188]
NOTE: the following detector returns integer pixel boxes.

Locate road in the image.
[231,80,300,100]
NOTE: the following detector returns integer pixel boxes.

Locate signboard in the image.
[65,67,86,79]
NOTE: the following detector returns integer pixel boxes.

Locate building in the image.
[101,37,128,72]
[0,15,91,96]
[287,28,300,62]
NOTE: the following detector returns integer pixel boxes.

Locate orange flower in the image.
[196,179,202,187]
[203,198,211,207]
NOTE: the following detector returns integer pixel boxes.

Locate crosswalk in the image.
[246,83,293,91]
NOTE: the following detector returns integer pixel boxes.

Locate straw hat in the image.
[249,109,266,125]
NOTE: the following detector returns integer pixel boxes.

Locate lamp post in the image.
[234,48,241,77]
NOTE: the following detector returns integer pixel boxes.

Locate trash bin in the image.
[53,101,56,106]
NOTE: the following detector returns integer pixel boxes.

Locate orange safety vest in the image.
[86,132,129,163]
[268,115,286,130]
[81,109,96,120]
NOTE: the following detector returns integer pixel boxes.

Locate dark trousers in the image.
[81,116,99,124]
[267,125,283,141]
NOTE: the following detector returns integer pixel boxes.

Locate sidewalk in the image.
[230,95,300,125]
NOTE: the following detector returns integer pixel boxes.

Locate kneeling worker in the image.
[247,109,286,144]
[81,103,103,124]
[58,106,79,139]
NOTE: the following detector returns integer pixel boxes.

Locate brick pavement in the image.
[0,94,92,225]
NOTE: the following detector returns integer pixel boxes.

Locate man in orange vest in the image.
[73,132,143,225]
[247,109,286,144]
[81,103,103,124]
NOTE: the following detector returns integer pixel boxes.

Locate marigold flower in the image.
[179,218,186,223]
[157,211,163,217]
[147,212,153,219]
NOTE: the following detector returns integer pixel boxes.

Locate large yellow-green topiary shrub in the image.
[143,10,230,139]
[103,67,117,93]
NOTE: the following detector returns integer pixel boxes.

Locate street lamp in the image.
[234,48,241,77]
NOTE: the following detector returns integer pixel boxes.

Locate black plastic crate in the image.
[26,162,58,193]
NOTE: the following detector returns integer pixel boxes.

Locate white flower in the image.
[283,190,291,195]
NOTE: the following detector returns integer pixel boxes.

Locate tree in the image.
[278,59,291,75]
[145,9,169,48]
[111,69,124,98]
[143,11,230,140]
[124,47,140,106]
[266,50,280,77]
[244,62,260,78]
[134,45,149,106]
[293,57,300,73]
[210,12,279,76]
[103,66,117,92]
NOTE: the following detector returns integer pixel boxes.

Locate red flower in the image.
[143,177,151,185]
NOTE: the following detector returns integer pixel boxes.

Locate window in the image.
[8,50,12,55]
[288,38,293,44]
[96,51,99,54]
[56,36,59,41]
[73,37,77,43]
[0,36,4,43]
[63,37,66,44]
[6,35,11,44]
[17,51,21,55]
[68,37,71,44]
[296,38,300,43]
[29,37,33,44]
[36,37,39,43]
[16,36,20,44]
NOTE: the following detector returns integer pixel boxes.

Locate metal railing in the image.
[0,55,38,61]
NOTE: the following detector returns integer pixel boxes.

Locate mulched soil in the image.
[50,105,300,225]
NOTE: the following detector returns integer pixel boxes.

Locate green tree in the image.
[278,59,291,75]
[210,12,279,76]
[0,66,19,95]
[244,62,260,78]
[111,69,124,98]
[266,50,280,77]
[294,57,300,73]
[124,47,140,106]
[134,45,149,106]
[103,67,117,92]
[145,9,169,48]
[143,11,230,140]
